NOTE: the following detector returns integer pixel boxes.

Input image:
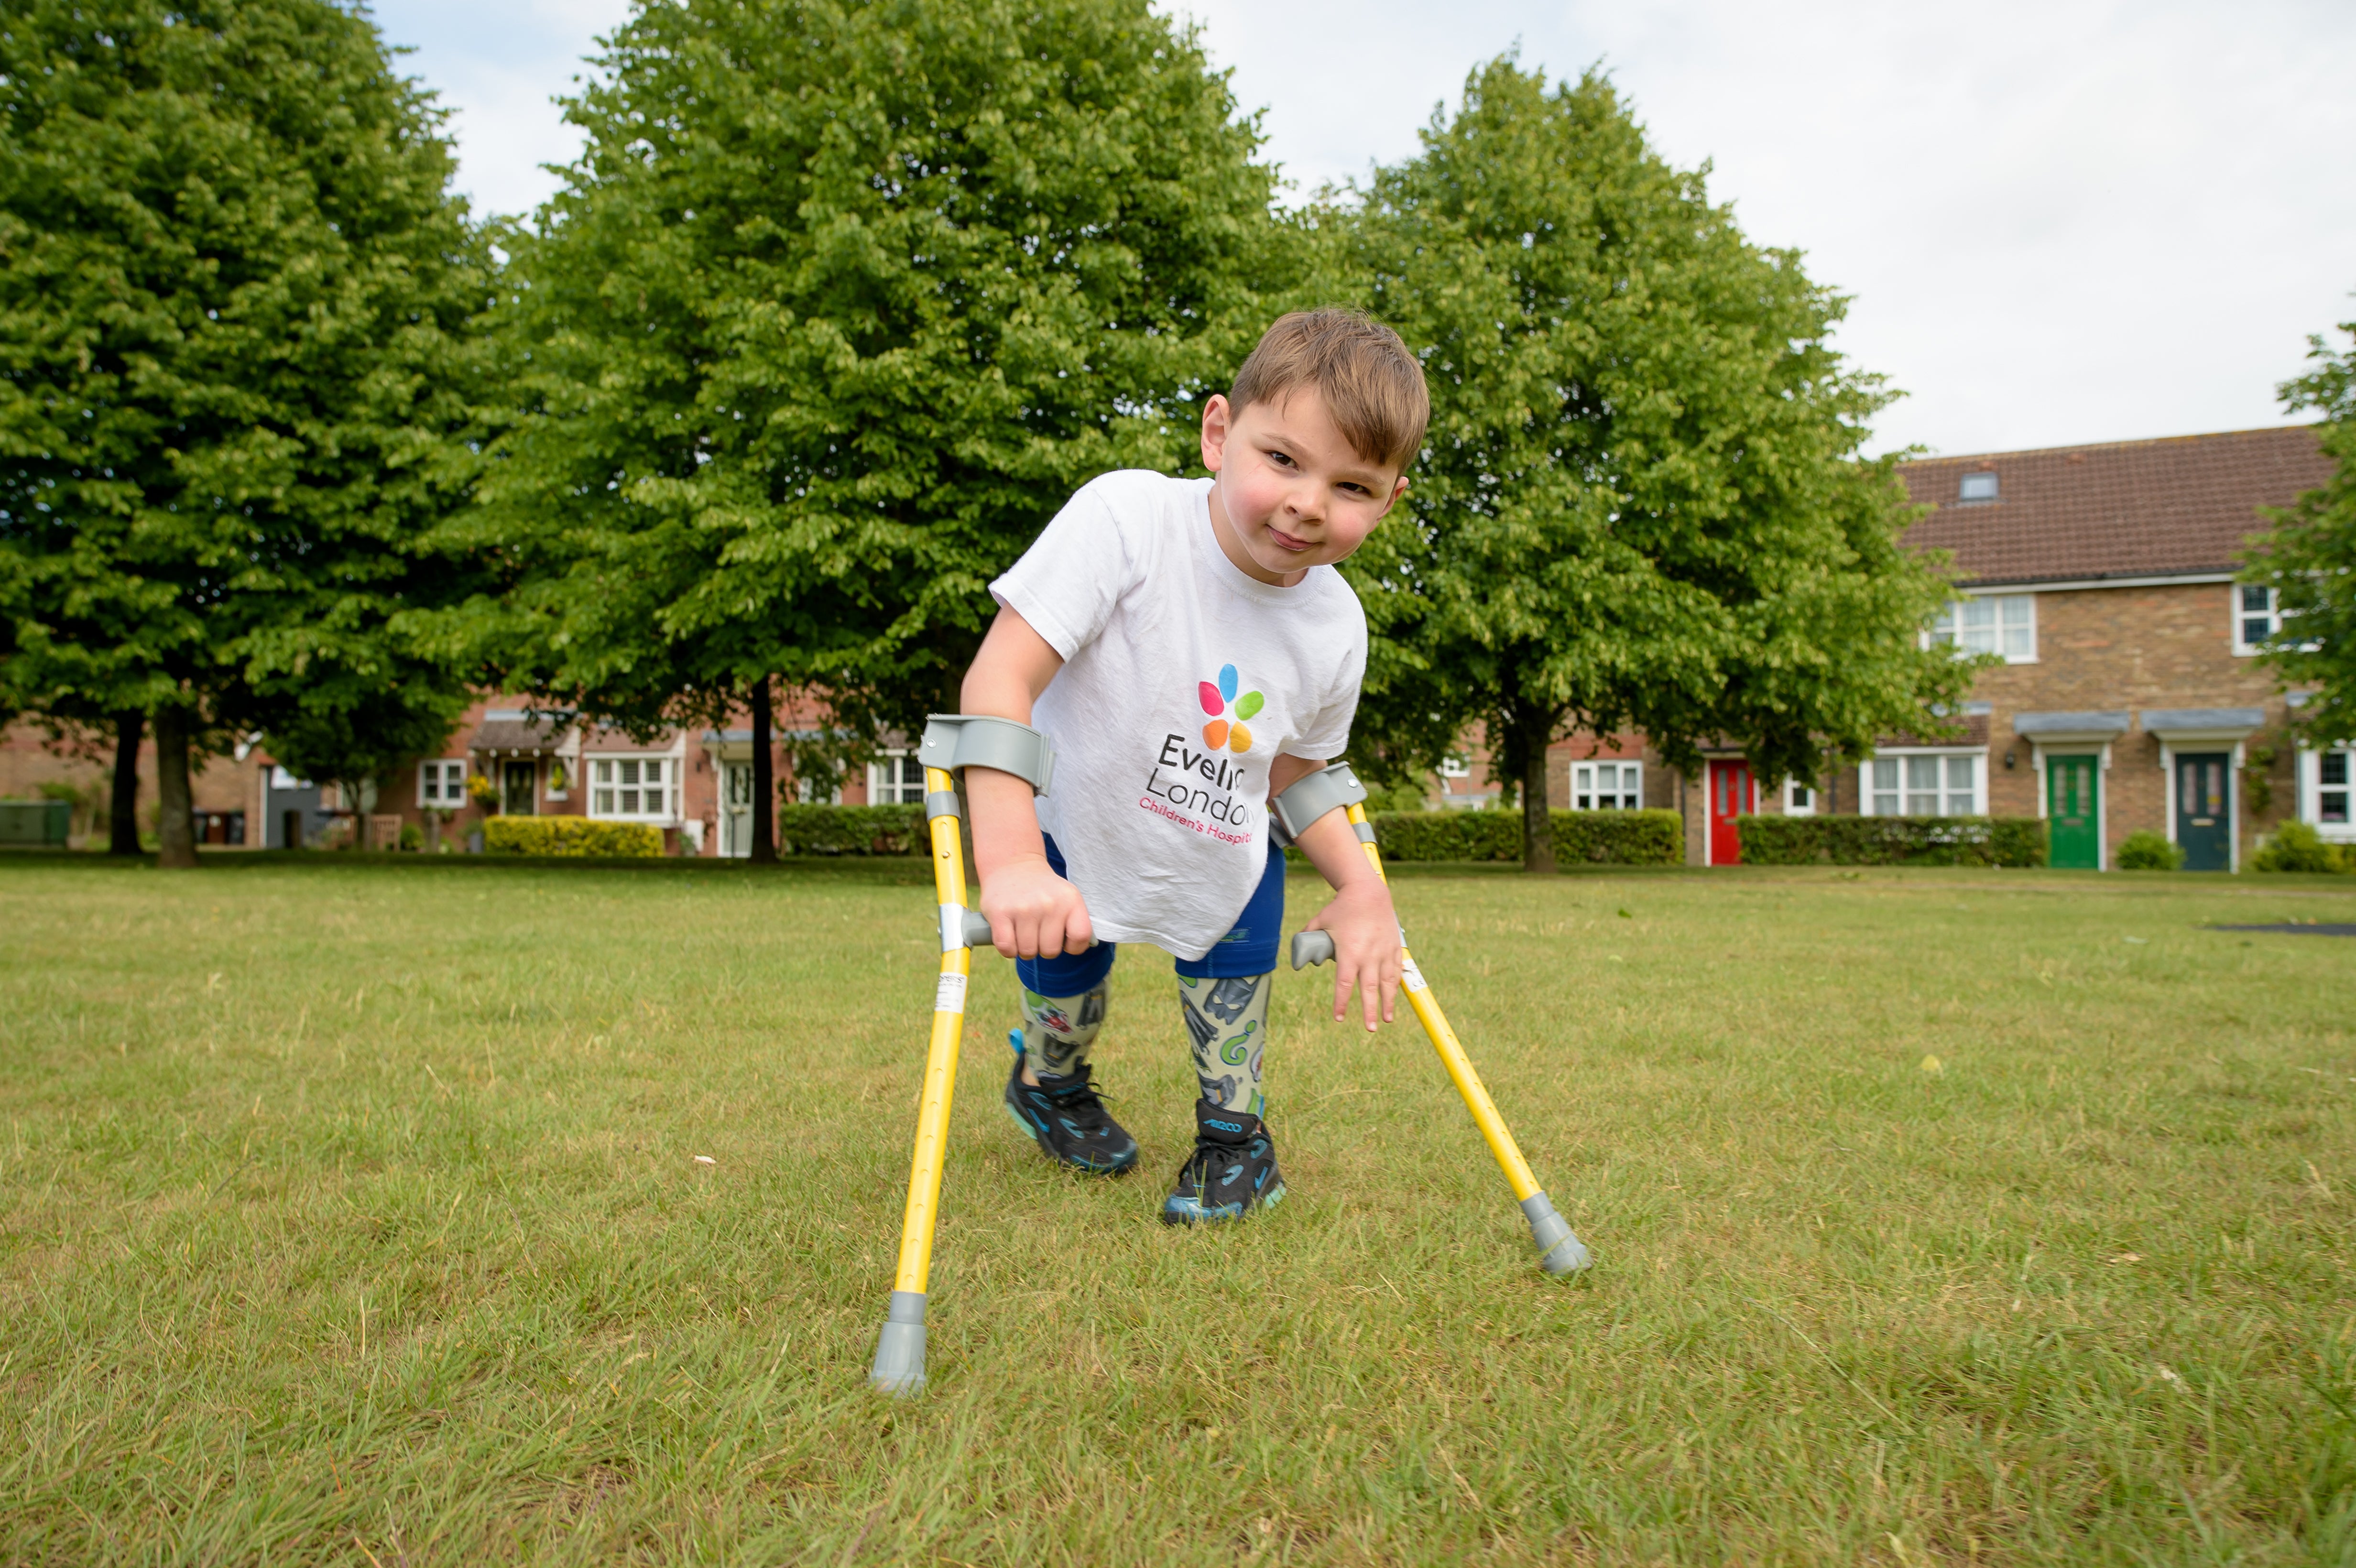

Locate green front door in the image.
[2047,754,2100,868]
[2175,752,2231,871]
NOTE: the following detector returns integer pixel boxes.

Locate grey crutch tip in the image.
[869,1322,925,1394]
[1520,1192,1594,1275]
[869,1292,927,1394]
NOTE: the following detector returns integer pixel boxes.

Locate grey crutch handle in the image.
[1290,929,1337,969]
[959,909,994,949]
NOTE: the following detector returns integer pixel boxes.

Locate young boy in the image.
[962,308,1428,1223]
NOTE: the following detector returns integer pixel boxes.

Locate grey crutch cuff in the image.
[919,714,1056,796]
[1270,761,1371,846]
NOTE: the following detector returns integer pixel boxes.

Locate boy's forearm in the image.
[966,767,1047,879]
[959,608,1062,879]
[1292,807,1383,894]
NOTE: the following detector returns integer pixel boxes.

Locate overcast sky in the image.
[371,0,2356,459]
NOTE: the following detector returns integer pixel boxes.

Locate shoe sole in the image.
[1159,1178,1285,1226]
[1002,1094,1137,1176]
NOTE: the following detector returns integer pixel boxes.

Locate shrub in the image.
[2116,829,2184,871]
[1736,815,2047,868]
[2252,819,2351,874]
[778,803,927,855]
[398,822,424,852]
[1366,809,1683,864]
[484,815,662,857]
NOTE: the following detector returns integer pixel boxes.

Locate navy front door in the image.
[2174,752,2231,871]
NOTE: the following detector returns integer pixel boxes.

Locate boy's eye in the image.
[1265,448,1297,469]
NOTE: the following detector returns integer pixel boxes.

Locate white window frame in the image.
[867,751,927,806]
[1784,778,1818,817]
[1568,760,1642,811]
[417,759,467,808]
[2232,584,2281,656]
[587,755,677,823]
[1859,750,1986,818]
[1438,755,1471,780]
[1927,594,2036,664]
[795,773,842,805]
[2299,743,2356,842]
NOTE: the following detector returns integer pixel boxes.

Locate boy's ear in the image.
[1380,473,1410,515]
[1198,394,1233,474]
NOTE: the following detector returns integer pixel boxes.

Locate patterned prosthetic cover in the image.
[1019,982,1108,1078]
[1178,971,1272,1115]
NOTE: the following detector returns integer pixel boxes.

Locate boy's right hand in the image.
[980,853,1094,961]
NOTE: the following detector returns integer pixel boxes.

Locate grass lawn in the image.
[2,852,2353,1565]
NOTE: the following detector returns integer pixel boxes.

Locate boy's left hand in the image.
[1306,877,1402,1033]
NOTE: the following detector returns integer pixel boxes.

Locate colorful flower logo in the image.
[1196,663,1262,753]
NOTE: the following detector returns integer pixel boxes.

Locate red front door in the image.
[1707,760,1755,865]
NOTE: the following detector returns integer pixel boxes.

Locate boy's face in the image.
[1200,387,1409,587]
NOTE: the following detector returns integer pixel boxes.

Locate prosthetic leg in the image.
[869,715,1056,1396]
[1276,767,1592,1276]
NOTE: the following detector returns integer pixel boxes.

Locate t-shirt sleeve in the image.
[989,473,1154,661]
[1283,585,1367,761]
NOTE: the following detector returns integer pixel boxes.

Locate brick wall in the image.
[1969,581,2292,864]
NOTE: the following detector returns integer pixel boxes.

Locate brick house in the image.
[371,693,926,857]
[1432,426,2338,870]
[0,690,923,856]
[1658,426,2337,868]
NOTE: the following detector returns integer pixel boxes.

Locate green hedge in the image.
[778,803,926,855]
[1365,809,1683,865]
[1734,814,2046,868]
[769,803,1683,863]
[484,815,662,857]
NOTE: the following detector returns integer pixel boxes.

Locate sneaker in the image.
[1160,1100,1285,1225]
[1003,1045,1139,1175]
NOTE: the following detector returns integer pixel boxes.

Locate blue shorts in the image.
[1015,834,1287,994]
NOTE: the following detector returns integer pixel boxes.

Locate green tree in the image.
[0,0,494,866]
[1343,61,1969,871]
[2247,315,2356,744]
[454,0,1296,856]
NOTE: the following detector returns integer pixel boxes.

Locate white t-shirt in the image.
[990,470,1367,959]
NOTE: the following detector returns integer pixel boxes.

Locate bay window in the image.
[1864,753,1982,817]
[589,756,675,821]
[868,753,926,805]
[417,759,466,807]
[1569,761,1642,810]
[1929,595,2035,662]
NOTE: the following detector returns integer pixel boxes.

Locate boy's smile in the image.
[1200,387,1409,588]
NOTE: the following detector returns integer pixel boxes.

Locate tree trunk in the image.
[749,676,777,864]
[109,710,144,856]
[1519,727,1556,875]
[153,708,197,869]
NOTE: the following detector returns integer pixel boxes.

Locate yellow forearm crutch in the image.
[1287,788,1592,1276]
[871,716,1057,1395]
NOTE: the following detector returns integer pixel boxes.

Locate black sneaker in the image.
[1160,1100,1285,1225]
[1003,1049,1139,1175]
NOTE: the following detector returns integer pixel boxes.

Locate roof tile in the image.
[1898,426,2333,587]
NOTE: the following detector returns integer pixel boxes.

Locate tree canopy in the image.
[448,0,1302,838]
[1341,61,1971,870]
[0,0,493,862]
[2248,315,2356,744]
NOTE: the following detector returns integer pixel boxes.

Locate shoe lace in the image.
[1040,1066,1118,1131]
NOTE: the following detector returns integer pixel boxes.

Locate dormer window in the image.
[1958,471,1999,503]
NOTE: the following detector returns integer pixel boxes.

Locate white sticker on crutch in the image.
[1400,958,1430,993]
[933,971,969,1013]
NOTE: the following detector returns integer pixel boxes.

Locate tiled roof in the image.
[1898,426,2333,588]
[471,718,569,754]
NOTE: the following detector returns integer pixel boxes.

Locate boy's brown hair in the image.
[1228,308,1429,471]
